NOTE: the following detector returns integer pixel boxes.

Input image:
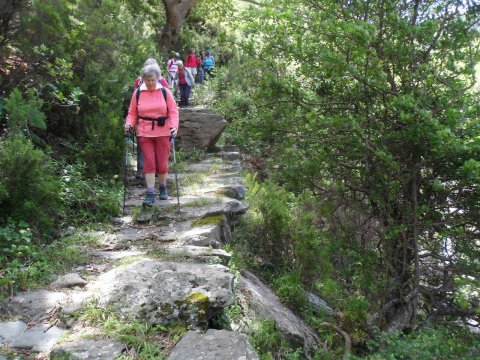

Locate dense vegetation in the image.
[1,0,479,358]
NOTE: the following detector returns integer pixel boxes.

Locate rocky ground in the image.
[0,144,321,359]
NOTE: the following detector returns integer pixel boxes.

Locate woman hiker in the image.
[125,64,179,206]
[132,58,169,180]
[185,48,200,81]
[176,60,195,108]
[203,50,215,80]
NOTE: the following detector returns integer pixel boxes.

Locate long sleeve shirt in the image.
[126,83,179,137]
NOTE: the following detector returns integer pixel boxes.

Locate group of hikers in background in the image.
[124,49,215,206]
[167,49,216,107]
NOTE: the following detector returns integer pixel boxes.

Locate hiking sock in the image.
[145,173,155,189]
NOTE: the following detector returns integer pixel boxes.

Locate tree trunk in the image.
[160,0,197,51]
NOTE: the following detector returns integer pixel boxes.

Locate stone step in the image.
[70,259,235,329]
[163,245,232,262]
[50,339,125,360]
[0,321,67,352]
[167,329,258,360]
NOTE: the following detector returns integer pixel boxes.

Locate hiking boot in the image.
[143,192,155,206]
[159,185,168,200]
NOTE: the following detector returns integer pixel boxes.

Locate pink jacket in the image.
[126,83,179,137]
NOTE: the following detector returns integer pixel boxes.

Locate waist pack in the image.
[136,86,169,130]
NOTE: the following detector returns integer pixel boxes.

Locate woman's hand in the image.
[125,123,132,134]
[170,127,178,137]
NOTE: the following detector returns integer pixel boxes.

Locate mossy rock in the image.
[191,214,225,227]
[215,188,237,198]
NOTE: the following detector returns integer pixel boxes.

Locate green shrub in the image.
[361,326,480,360]
[249,319,304,360]
[59,162,121,224]
[0,137,61,236]
[273,272,308,312]
[4,88,46,140]
[0,223,91,295]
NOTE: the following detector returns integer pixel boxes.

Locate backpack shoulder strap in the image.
[135,86,140,108]
[162,86,169,117]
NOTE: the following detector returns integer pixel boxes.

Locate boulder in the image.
[167,329,258,360]
[0,321,27,347]
[0,322,67,352]
[85,259,234,328]
[51,273,88,289]
[3,290,67,320]
[51,339,125,359]
[307,292,334,316]
[177,108,227,150]
[237,271,319,356]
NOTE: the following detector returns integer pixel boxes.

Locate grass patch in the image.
[113,255,146,267]
[249,319,305,360]
[182,198,221,208]
[75,300,186,359]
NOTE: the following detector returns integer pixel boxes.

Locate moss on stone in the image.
[215,188,237,198]
[186,292,209,304]
[191,214,225,227]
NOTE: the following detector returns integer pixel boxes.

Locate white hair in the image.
[176,60,183,66]
[143,58,158,67]
[142,64,161,80]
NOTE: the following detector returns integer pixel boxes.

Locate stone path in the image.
[0,146,320,359]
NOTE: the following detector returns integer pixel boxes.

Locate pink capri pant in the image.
[139,136,171,174]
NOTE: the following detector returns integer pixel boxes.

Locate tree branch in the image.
[318,322,351,358]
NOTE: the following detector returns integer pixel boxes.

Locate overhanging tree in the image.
[225,0,480,333]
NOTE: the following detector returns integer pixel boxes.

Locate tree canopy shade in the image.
[218,0,480,334]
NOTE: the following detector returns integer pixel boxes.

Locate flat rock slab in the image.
[167,329,258,360]
[237,271,319,356]
[164,245,232,262]
[208,151,242,161]
[180,198,249,221]
[154,219,228,247]
[51,273,88,289]
[0,321,27,346]
[51,339,125,359]
[178,217,231,248]
[1,323,67,352]
[85,259,234,328]
[3,290,68,320]
[88,250,144,260]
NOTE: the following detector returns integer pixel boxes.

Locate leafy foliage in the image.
[0,224,93,296]
[4,88,46,139]
[217,0,480,339]
[0,137,60,235]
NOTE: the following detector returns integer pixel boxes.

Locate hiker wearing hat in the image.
[175,60,195,107]
[203,50,215,80]
[125,64,179,206]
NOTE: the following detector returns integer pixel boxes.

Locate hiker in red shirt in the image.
[185,48,200,81]
[132,58,169,180]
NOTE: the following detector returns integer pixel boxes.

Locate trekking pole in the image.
[123,128,132,215]
[170,128,181,213]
